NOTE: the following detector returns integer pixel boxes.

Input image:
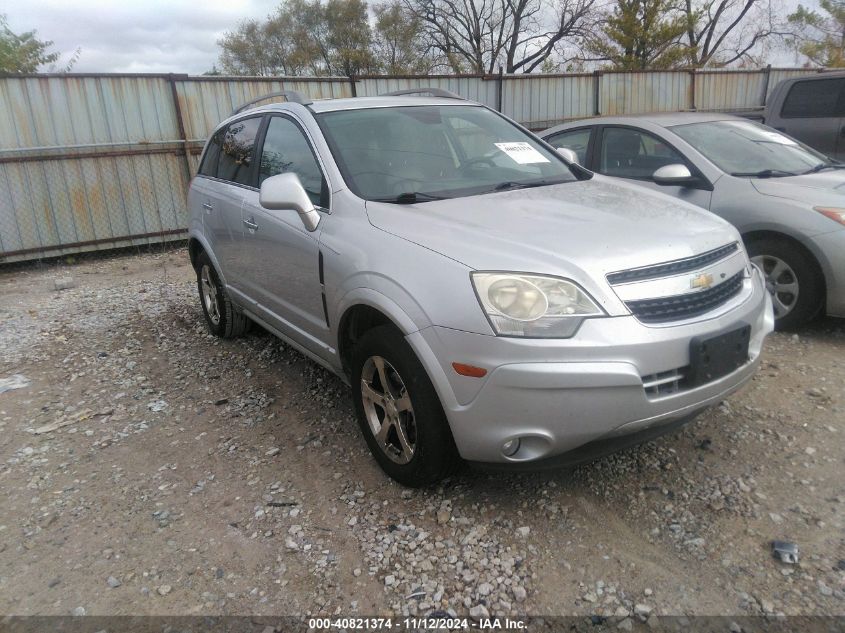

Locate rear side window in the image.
[217,117,262,186]
[258,116,327,206]
[781,79,844,118]
[198,131,222,177]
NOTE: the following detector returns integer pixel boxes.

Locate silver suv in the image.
[188,89,774,487]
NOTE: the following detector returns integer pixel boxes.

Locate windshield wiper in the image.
[730,169,797,178]
[802,162,845,174]
[485,178,566,194]
[371,192,447,204]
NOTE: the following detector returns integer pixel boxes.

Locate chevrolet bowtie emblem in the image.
[690,273,714,289]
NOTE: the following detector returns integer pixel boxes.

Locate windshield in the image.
[671,120,832,177]
[316,105,577,201]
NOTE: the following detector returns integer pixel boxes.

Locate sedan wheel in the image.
[750,254,799,319]
[360,355,417,464]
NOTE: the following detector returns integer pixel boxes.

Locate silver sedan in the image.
[542,113,845,329]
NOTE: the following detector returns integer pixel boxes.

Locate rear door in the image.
[775,77,845,160]
[203,116,263,294]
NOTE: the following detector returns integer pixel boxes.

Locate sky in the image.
[5,0,280,74]
[5,0,814,75]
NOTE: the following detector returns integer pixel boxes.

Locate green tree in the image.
[589,0,691,69]
[218,0,374,77]
[789,0,844,67]
[372,0,432,73]
[0,14,61,73]
[325,0,375,75]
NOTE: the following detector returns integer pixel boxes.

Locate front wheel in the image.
[350,325,461,487]
[746,237,823,330]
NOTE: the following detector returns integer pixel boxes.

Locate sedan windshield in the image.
[316,105,576,202]
[671,120,832,177]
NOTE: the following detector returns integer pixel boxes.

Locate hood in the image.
[365,177,740,284]
[751,171,845,204]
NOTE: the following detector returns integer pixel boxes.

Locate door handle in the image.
[243,217,258,231]
[202,202,213,213]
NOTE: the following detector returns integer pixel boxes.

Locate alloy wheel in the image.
[200,264,221,325]
[751,254,799,319]
[360,355,417,464]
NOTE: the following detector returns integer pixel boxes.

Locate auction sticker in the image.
[494,142,550,164]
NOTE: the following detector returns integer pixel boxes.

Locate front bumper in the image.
[408,267,774,464]
[807,229,845,317]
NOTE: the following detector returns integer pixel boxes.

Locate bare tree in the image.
[682,0,791,66]
[407,0,597,73]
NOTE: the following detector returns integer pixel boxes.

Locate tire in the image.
[350,325,461,487]
[195,251,250,338]
[746,237,823,330]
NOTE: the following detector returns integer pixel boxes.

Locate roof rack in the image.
[231,90,313,116]
[381,88,465,100]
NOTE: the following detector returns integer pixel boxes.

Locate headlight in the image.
[471,272,604,338]
[815,206,845,226]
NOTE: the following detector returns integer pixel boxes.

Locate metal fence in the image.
[0,67,826,263]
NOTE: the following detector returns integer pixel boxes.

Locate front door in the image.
[595,126,713,210]
[240,114,331,355]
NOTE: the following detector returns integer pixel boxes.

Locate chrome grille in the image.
[625,271,744,323]
[607,243,740,285]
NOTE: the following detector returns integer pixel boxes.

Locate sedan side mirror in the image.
[259,172,321,232]
[652,164,699,187]
[556,147,579,164]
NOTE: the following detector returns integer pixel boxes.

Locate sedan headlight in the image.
[471,272,604,338]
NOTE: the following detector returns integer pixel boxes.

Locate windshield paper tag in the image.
[759,130,797,145]
[495,142,550,164]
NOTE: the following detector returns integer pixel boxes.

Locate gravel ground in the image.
[0,248,843,619]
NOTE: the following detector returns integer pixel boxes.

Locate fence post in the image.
[593,70,601,116]
[689,69,697,111]
[349,74,358,97]
[761,64,772,106]
[496,66,503,112]
[168,73,193,184]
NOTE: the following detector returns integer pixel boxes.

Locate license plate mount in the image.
[688,324,751,388]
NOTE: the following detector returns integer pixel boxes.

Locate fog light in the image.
[501,438,520,457]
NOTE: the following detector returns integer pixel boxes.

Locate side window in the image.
[217,117,262,186]
[599,127,684,179]
[781,79,844,119]
[546,128,591,164]
[259,116,327,207]
[198,131,222,177]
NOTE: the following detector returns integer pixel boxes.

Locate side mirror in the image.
[556,147,579,164]
[259,172,321,232]
[652,164,698,187]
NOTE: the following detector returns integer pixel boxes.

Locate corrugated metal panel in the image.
[695,70,766,110]
[355,76,497,106]
[600,71,690,115]
[0,76,177,149]
[501,75,594,129]
[175,77,351,141]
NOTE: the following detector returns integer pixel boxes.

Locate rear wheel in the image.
[746,237,823,330]
[195,251,250,338]
[350,325,461,487]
